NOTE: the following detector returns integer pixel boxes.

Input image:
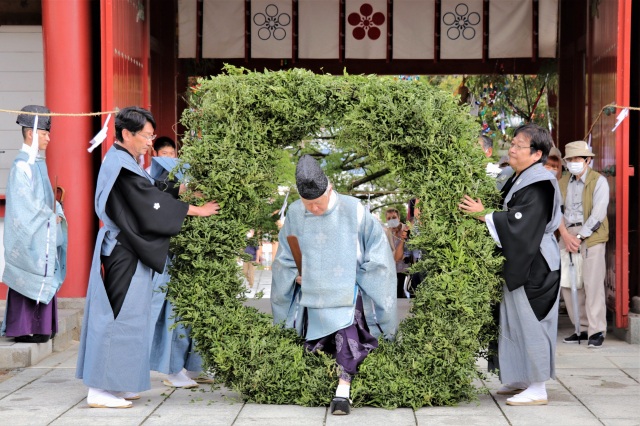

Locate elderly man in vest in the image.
[558,141,609,348]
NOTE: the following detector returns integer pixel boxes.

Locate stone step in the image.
[0,299,83,369]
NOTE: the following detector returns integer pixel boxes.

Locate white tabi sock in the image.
[335,384,350,399]
[511,381,547,401]
[186,370,215,383]
[87,387,132,408]
[165,370,198,388]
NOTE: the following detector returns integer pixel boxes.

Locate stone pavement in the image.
[0,269,638,425]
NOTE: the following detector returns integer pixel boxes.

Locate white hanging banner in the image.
[440,0,483,60]
[539,0,559,58]
[489,0,532,58]
[298,0,340,59]
[393,0,435,60]
[251,0,293,59]
[203,0,245,58]
[178,0,197,58]
[345,0,387,59]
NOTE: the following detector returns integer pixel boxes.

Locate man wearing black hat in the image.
[271,154,397,415]
[2,105,68,343]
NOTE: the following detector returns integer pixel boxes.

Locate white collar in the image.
[21,143,43,159]
[327,189,337,209]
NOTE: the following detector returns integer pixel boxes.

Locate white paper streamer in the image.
[27,115,39,165]
[611,108,629,132]
[88,113,112,153]
[278,190,289,221]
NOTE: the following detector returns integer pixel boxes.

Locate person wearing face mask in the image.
[557,141,609,349]
[385,208,410,298]
[148,142,216,391]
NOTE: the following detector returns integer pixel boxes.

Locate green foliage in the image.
[169,66,503,409]
[464,68,558,150]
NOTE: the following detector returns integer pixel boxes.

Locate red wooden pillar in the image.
[150,0,178,140]
[615,0,632,329]
[42,0,95,298]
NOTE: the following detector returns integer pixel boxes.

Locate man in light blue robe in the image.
[271,155,397,415]
[148,155,211,388]
[2,105,67,343]
[75,107,220,409]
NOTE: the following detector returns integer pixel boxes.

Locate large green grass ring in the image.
[168,66,503,409]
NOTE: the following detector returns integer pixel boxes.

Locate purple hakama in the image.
[4,288,58,337]
[304,293,378,382]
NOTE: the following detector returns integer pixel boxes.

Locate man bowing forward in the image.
[271,155,397,415]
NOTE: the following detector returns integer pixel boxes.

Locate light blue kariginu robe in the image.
[271,192,397,341]
[148,157,203,375]
[149,258,203,374]
[2,149,67,305]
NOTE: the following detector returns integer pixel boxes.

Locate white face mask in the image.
[567,161,585,175]
[386,218,400,228]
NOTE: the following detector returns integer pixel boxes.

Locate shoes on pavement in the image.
[186,370,215,384]
[330,397,351,415]
[588,332,605,348]
[496,383,527,395]
[563,331,588,344]
[505,394,548,406]
[87,388,132,408]
[112,391,140,400]
[505,384,547,406]
[163,370,199,389]
[14,334,51,343]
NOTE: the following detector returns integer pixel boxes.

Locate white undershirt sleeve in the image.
[485,212,502,248]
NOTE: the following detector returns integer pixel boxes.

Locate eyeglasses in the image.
[136,132,157,141]
[509,142,531,150]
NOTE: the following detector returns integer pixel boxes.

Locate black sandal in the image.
[330,397,351,415]
[14,334,51,343]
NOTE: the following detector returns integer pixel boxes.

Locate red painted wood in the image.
[614,0,632,329]
[101,0,150,152]
[150,0,178,141]
[40,0,94,298]
[585,0,631,329]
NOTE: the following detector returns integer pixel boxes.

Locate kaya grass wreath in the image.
[168,66,504,409]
